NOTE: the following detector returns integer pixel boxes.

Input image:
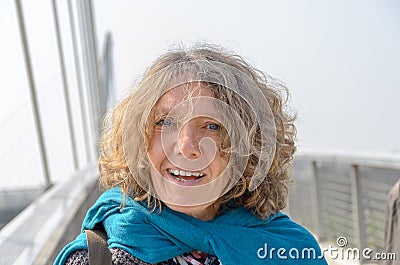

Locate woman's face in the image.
[147,83,228,220]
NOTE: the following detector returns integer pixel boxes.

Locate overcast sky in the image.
[92,0,400,155]
[1,0,399,188]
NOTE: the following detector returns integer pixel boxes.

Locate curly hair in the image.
[98,43,296,219]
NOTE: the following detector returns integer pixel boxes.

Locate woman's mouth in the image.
[167,168,205,183]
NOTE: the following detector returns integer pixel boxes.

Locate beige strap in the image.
[85,229,112,265]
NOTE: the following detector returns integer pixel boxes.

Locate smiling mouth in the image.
[167,168,206,182]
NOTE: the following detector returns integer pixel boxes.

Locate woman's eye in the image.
[156,118,172,126]
[206,123,221,131]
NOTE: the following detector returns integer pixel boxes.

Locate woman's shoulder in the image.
[65,248,152,265]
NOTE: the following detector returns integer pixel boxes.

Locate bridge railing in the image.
[0,0,114,263]
[0,167,99,265]
[288,152,400,259]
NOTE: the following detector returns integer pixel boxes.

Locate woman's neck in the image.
[165,200,221,221]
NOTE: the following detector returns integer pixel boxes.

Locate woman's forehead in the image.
[153,83,215,113]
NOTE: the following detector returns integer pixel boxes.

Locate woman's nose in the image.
[175,124,201,159]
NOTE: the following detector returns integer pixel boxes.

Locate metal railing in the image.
[0,0,115,263]
[289,152,400,262]
[13,0,113,189]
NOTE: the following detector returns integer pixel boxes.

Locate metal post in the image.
[84,0,103,130]
[87,0,99,65]
[350,164,366,259]
[15,0,52,190]
[102,33,114,109]
[312,160,325,241]
[51,0,79,170]
[77,0,98,159]
[67,0,92,163]
[87,0,104,117]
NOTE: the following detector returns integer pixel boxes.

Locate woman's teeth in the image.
[167,168,205,182]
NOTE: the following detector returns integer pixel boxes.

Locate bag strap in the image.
[85,229,112,265]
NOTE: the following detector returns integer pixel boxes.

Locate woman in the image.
[54,44,327,265]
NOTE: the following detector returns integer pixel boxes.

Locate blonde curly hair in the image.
[98,44,296,219]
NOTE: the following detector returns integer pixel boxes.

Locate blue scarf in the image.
[54,188,327,265]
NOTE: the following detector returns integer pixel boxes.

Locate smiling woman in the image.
[54,43,328,265]
[147,83,229,220]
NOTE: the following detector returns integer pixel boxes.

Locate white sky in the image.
[93,0,400,154]
[1,0,399,188]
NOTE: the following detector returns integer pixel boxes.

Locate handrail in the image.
[298,151,400,170]
[0,166,98,265]
[289,152,400,263]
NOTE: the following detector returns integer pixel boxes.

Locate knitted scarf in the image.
[54,188,327,265]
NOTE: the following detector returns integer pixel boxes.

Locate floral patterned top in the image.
[65,248,221,265]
